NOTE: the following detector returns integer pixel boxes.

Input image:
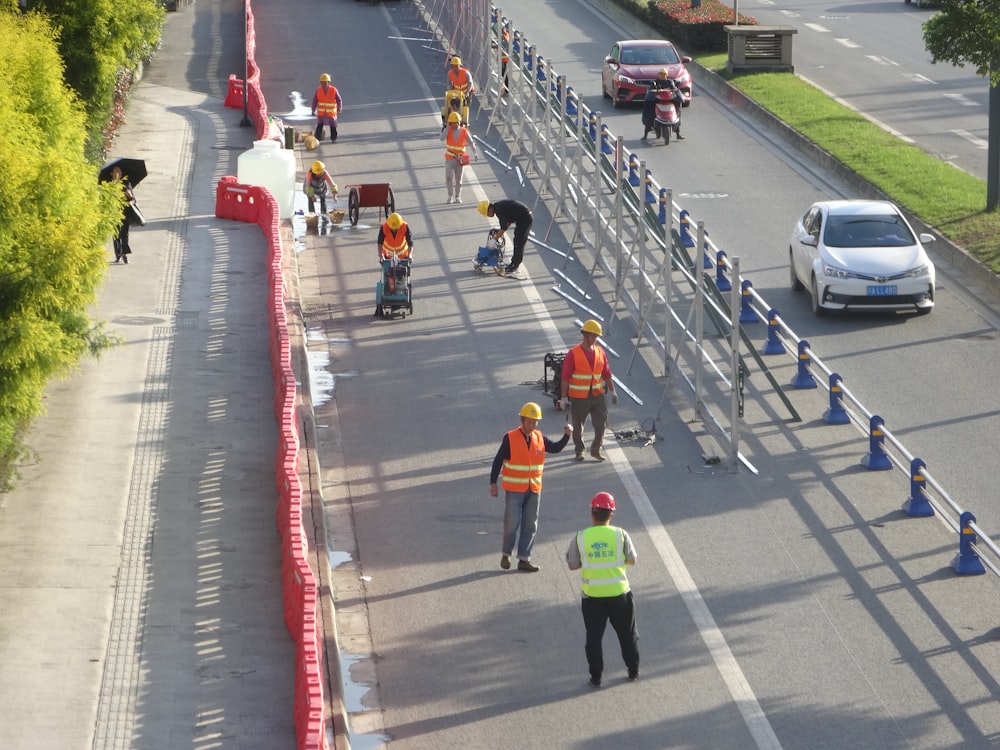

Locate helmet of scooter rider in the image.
[657,68,669,79]
[311,161,325,175]
[319,73,331,83]
[451,56,462,66]
[386,212,404,231]
[448,112,461,124]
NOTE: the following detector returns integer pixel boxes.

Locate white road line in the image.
[835,38,860,49]
[951,129,989,149]
[944,92,980,107]
[866,54,900,66]
[804,22,830,32]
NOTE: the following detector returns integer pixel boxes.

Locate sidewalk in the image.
[0,22,297,750]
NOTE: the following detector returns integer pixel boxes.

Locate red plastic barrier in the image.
[214,177,260,223]
[224,73,245,109]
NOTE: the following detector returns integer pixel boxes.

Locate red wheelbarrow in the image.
[345,183,395,226]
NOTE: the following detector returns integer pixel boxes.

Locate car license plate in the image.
[867,285,897,296]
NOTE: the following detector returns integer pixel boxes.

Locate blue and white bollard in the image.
[645,170,656,203]
[739,279,757,324]
[588,112,597,142]
[861,415,892,470]
[658,188,670,225]
[601,125,614,156]
[763,309,784,355]
[902,458,934,517]
[952,511,986,575]
[715,251,731,291]
[566,87,578,116]
[703,238,714,269]
[679,209,694,247]
[823,373,850,425]
[791,339,817,389]
[628,154,640,186]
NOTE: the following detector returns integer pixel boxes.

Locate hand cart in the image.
[345,183,395,226]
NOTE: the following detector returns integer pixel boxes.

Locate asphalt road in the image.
[248,0,1000,748]
[741,0,990,182]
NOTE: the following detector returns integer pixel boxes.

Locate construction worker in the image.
[303,161,338,216]
[439,111,479,204]
[442,56,475,126]
[566,492,639,687]
[311,73,343,143]
[489,402,571,572]
[561,320,617,461]
[377,212,413,261]
[476,199,533,275]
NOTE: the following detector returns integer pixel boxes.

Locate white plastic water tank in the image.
[237,139,296,219]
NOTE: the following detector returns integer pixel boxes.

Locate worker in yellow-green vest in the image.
[566,491,638,688]
[489,402,571,572]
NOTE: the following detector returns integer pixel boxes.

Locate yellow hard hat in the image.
[386,212,403,231]
[519,402,542,420]
[581,319,603,335]
[451,56,462,66]
[448,111,461,123]
[311,161,325,175]
[477,200,491,217]
[319,73,331,82]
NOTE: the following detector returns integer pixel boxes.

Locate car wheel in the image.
[789,250,804,291]
[810,276,828,317]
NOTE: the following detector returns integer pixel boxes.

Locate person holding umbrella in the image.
[100,158,147,264]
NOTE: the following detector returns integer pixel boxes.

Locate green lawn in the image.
[696,53,1000,274]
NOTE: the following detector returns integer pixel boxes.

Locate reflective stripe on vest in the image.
[578,526,629,597]
[567,344,606,398]
[448,67,472,93]
[316,86,339,118]
[381,223,410,258]
[501,428,544,493]
[445,127,468,160]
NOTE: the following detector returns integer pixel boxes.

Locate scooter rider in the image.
[642,69,684,141]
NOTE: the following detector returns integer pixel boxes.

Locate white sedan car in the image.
[789,200,936,316]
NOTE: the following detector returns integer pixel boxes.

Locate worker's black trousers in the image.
[582,591,639,680]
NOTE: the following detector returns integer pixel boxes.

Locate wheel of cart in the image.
[346,183,395,226]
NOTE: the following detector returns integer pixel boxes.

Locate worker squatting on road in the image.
[566,491,639,688]
[303,160,338,215]
[477,198,533,275]
[489,402,571,572]
[561,319,617,461]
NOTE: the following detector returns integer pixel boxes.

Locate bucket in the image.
[237,139,296,219]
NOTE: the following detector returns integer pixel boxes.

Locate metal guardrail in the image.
[416,0,998,578]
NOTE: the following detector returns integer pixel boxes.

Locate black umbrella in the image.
[99,157,147,186]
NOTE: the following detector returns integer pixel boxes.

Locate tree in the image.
[0,12,120,487]
[923,0,1000,210]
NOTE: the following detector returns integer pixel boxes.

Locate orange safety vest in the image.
[567,344,607,398]
[502,31,510,64]
[448,67,473,94]
[380,222,411,258]
[315,85,339,118]
[501,428,545,493]
[445,126,469,160]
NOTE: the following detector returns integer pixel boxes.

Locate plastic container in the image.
[237,139,296,219]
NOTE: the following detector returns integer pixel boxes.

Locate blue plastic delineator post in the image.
[715,251,731,291]
[588,112,597,141]
[566,87,578,116]
[823,373,850,424]
[555,76,564,100]
[902,458,934,517]
[524,45,534,68]
[537,57,546,82]
[952,511,986,575]
[679,209,694,247]
[512,32,521,57]
[861,415,893,470]
[703,239,713,269]
[645,171,656,203]
[763,309,784,355]
[628,154,640,186]
[658,189,670,225]
[738,279,757,324]
[791,339,817,389]
[601,125,614,155]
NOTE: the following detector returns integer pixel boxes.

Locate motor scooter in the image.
[652,87,682,145]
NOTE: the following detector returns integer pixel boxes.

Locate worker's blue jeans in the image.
[502,489,540,561]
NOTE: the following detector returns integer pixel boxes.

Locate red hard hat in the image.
[591,492,616,511]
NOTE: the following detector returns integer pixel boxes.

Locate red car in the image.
[602,39,692,108]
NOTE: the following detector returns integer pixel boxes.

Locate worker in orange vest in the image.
[561,319,618,461]
[378,212,413,261]
[489,402,571,572]
[311,73,343,143]
[441,56,475,126]
[439,112,479,204]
